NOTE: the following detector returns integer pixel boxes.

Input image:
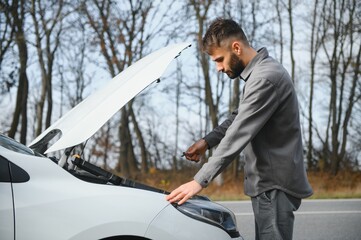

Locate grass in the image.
[141,168,361,201]
[307,171,361,199]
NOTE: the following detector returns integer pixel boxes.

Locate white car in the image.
[0,43,243,240]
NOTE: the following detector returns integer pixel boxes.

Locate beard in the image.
[226,53,244,79]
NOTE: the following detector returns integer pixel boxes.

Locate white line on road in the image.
[218,199,361,204]
[234,211,361,216]
[295,210,361,215]
[301,199,361,203]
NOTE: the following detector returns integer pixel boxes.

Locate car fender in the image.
[1,148,169,240]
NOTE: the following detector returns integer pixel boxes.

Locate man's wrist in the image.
[194,174,209,188]
[202,136,214,149]
[200,138,210,149]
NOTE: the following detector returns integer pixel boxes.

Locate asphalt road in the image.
[219,199,361,240]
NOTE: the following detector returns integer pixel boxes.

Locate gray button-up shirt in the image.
[194,48,313,198]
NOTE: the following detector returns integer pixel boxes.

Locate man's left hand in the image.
[166,180,203,205]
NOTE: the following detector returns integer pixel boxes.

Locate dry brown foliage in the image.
[138,168,361,200]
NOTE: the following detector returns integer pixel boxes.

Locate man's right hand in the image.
[183,139,208,162]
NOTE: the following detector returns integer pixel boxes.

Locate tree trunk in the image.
[275,0,284,64]
[308,0,321,170]
[125,115,138,177]
[173,60,182,171]
[31,0,63,136]
[129,100,148,173]
[287,0,296,82]
[8,0,29,144]
[117,108,130,177]
[189,0,218,130]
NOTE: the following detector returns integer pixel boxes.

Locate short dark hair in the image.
[202,18,249,53]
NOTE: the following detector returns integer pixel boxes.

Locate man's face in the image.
[209,45,244,79]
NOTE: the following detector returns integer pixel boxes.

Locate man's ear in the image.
[231,41,242,56]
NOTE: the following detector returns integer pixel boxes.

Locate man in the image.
[166,18,313,240]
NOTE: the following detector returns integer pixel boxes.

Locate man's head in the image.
[202,18,249,53]
[202,18,252,79]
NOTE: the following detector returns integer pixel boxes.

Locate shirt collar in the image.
[240,47,269,81]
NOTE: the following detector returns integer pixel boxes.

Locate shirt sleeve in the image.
[194,77,280,188]
[203,109,239,148]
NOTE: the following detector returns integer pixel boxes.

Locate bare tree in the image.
[0,1,16,98]
[30,0,65,137]
[320,0,361,174]
[0,1,14,67]
[307,0,325,170]
[80,0,159,177]
[172,60,183,171]
[60,22,90,110]
[275,0,284,64]
[286,0,295,82]
[3,0,29,144]
[187,0,220,130]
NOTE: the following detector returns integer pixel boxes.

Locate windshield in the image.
[0,134,35,156]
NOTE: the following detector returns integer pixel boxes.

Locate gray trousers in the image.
[251,189,301,240]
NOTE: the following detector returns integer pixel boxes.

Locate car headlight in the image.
[173,199,241,238]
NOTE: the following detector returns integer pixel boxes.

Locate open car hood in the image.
[29,42,191,154]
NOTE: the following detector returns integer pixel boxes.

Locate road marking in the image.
[234,211,361,216]
[302,199,361,203]
[295,211,361,215]
[218,199,361,204]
